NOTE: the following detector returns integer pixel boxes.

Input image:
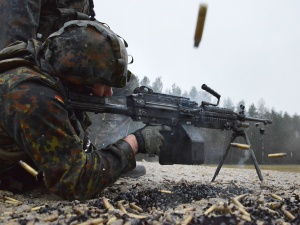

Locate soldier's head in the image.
[42,20,130,95]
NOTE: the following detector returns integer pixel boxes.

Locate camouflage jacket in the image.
[0,64,136,200]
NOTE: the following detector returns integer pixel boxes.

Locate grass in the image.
[209,164,300,173]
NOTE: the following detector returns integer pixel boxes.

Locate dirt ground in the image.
[0,161,299,225]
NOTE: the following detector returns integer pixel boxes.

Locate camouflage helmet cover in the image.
[43,20,129,88]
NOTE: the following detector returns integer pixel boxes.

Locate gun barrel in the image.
[245,116,272,125]
[103,104,129,116]
[69,98,129,116]
[68,91,129,116]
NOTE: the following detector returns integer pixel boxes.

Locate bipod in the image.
[211,129,263,182]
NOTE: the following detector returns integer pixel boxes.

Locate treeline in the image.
[137,76,300,165]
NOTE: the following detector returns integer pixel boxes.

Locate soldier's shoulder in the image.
[0,66,57,94]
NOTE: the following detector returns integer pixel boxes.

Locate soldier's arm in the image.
[0,0,42,49]
[123,134,138,154]
[3,80,136,200]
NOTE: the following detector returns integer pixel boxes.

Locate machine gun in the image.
[68,84,272,181]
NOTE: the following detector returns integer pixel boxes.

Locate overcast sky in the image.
[93,0,300,116]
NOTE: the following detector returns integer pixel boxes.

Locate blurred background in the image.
[92,0,300,167]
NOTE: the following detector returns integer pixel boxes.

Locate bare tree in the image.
[166,83,182,96]
[257,98,269,117]
[248,103,258,117]
[189,86,198,100]
[222,97,235,111]
[151,77,163,93]
[140,76,151,88]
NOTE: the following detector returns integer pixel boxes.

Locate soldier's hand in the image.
[133,125,171,155]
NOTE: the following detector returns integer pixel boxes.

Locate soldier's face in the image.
[93,83,113,97]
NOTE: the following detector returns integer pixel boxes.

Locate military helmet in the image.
[43,20,130,89]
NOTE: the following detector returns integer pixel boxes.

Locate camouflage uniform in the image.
[37,0,94,42]
[0,0,94,49]
[0,0,42,49]
[0,0,138,148]
[0,21,136,200]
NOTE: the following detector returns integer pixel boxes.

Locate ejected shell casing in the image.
[159,189,172,194]
[19,160,38,177]
[268,153,287,158]
[194,4,207,47]
[230,143,250,150]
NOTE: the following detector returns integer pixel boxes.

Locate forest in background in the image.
[137,76,300,165]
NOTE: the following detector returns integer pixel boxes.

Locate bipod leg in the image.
[211,132,237,182]
[242,132,263,181]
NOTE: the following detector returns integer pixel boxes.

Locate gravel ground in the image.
[0,161,299,225]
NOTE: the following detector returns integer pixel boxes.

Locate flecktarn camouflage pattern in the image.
[44,20,130,89]
[0,22,135,199]
[37,0,95,42]
[0,0,95,49]
[0,66,136,200]
[0,1,139,199]
[0,0,41,50]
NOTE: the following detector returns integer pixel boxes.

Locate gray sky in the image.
[94,0,300,116]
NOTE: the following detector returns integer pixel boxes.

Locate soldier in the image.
[0,0,95,49]
[0,20,166,200]
[0,0,146,177]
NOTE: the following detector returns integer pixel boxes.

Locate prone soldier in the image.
[0,0,146,179]
[0,20,166,200]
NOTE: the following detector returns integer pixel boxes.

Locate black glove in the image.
[133,125,171,155]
